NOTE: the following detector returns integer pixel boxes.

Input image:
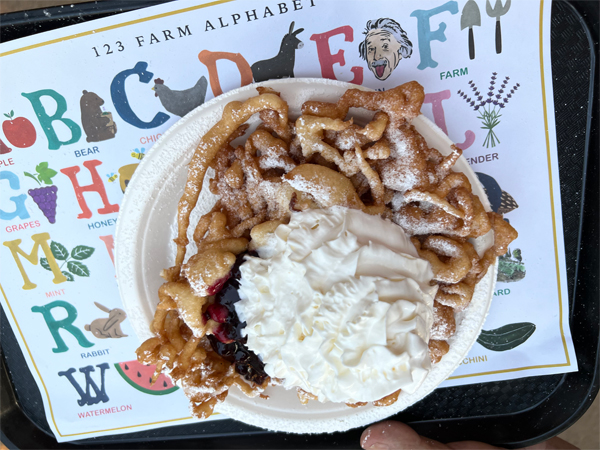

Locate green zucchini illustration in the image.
[477,322,536,351]
[497,247,526,282]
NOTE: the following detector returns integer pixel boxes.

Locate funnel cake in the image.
[135,81,517,419]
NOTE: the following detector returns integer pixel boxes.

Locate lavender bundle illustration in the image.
[458,73,520,148]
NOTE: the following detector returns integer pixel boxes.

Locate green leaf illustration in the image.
[62,271,74,282]
[50,241,69,260]
[38,168,57,185]
[10,110,14,117]
[67,261,90,277]
[513,248,522,262]
[4,113,10,119]
[35,162,57,185]
[40,257,52,271]
[24,172,40,185]
[71,245,95,260]
[477,322,536,351]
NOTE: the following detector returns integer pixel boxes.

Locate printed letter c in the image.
[110,61,170,129]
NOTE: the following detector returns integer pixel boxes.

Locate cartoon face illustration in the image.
[359,18,413,81]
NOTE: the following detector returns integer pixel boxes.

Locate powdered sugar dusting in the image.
[285,174,334,205]
[379,125,425,193]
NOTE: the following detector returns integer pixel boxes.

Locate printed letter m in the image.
[58,363,110,406]
[3,233,67,290]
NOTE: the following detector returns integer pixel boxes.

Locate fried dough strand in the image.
[174,93,289,272]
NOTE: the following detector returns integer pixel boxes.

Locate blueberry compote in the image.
[206,251,268,385]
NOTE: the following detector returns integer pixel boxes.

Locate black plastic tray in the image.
[1,1,598,448]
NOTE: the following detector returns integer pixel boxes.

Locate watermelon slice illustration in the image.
[114,360,179,395]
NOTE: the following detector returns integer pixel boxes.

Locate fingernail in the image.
[368,445,390,450]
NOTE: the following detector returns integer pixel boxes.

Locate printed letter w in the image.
[58,363,110,406]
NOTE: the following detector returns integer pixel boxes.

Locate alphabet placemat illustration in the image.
[0,0,574,441]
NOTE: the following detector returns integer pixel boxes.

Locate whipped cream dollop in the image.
[235,207,437,403]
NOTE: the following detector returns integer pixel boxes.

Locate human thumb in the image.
[361,421,450,450]
[360,421,502,450]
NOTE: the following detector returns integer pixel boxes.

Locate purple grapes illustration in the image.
[458,72,520,148]
[24,162,58,223]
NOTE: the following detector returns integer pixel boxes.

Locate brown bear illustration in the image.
[80,90,117,142]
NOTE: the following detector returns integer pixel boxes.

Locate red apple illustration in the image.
[0,137,11,154]
[3,111,36,148]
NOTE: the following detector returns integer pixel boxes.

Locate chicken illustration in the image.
[152,76,208,117]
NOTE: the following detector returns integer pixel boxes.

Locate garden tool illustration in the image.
[461,0,481,60]
[486,0,511,54]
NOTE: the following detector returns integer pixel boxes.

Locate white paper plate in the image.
[115,78,496,434]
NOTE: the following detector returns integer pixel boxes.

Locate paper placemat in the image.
[0,0,575,441]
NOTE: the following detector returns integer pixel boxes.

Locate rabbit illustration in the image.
[84,302,128,339]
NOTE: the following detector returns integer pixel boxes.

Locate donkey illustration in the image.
[251,22,304,82]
